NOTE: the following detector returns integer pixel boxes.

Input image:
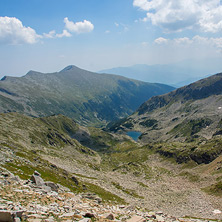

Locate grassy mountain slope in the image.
[1,112,222,219]
[0,65,174,126]
[0,112,130,202]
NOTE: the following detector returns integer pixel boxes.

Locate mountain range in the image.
[1,68,222,219]
[99,59,222,87]
[0,65,174,127]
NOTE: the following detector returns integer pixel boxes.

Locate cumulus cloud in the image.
[56,30,72,38]
[0,16,93,45]
[64,17,94,34]
[43,29,71,39]
[133,0,222,32]
[0,16,41,44]
[43,30,56,39]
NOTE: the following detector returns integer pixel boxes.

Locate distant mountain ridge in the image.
[0,65,174,126]
[99,59,222,87]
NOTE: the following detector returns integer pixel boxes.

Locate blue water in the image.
[126,131,142,141]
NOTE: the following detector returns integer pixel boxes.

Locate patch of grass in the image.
[216,176,222,181]
[152,138,222,164]
[170,118,212,138]
[179,171,200,182]
[3,160,82,192]
[203,181,222,196]
[181,160,198,169]
[137,181,149,188]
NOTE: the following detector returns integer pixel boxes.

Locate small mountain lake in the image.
[126,131,142,141]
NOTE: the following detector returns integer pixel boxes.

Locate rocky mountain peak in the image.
[60,65,82,73]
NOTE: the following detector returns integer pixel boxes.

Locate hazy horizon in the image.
[1,0,222,80]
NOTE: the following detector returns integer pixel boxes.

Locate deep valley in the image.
[0,68,222,221]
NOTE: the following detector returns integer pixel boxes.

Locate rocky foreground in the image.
[0,168,221,222]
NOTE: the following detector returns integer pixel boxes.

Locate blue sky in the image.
[0,0,222,78]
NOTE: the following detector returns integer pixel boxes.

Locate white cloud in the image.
[154,37,168,44]
[0,16,41,44]
[105,30,110,34]
[44,29,72,39]
[43,29,71,39]
[133,0,222,32]
[43,30,56,39]
[56,30,72,38]
[0,16,92,45]
[174,37,192,44]
[64,17,94,34]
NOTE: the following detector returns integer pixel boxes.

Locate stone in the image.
[0,204,7,210]
[147,212,156,218]
[33,171,41,176]
[44,182,59,192]
[126,215,146,222]
[63,206,70,212]
[82,193,101,203]
[14,217,21,222]
[30,175,45,187]
[213,209,221,214]
[94,197,102,204]
[0,210,13,222]
[27,214,46,219]
[71,176,79,186]
[50,164,57,169]
[59,212,75,218]
[11,176,20,182]
[42,185,52,193]
[103,213,115,220]
[1,172,10,178]
[156,215,165,222]
[45,217,54,222]
[84,212,95,218]
[13,211,24,218]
